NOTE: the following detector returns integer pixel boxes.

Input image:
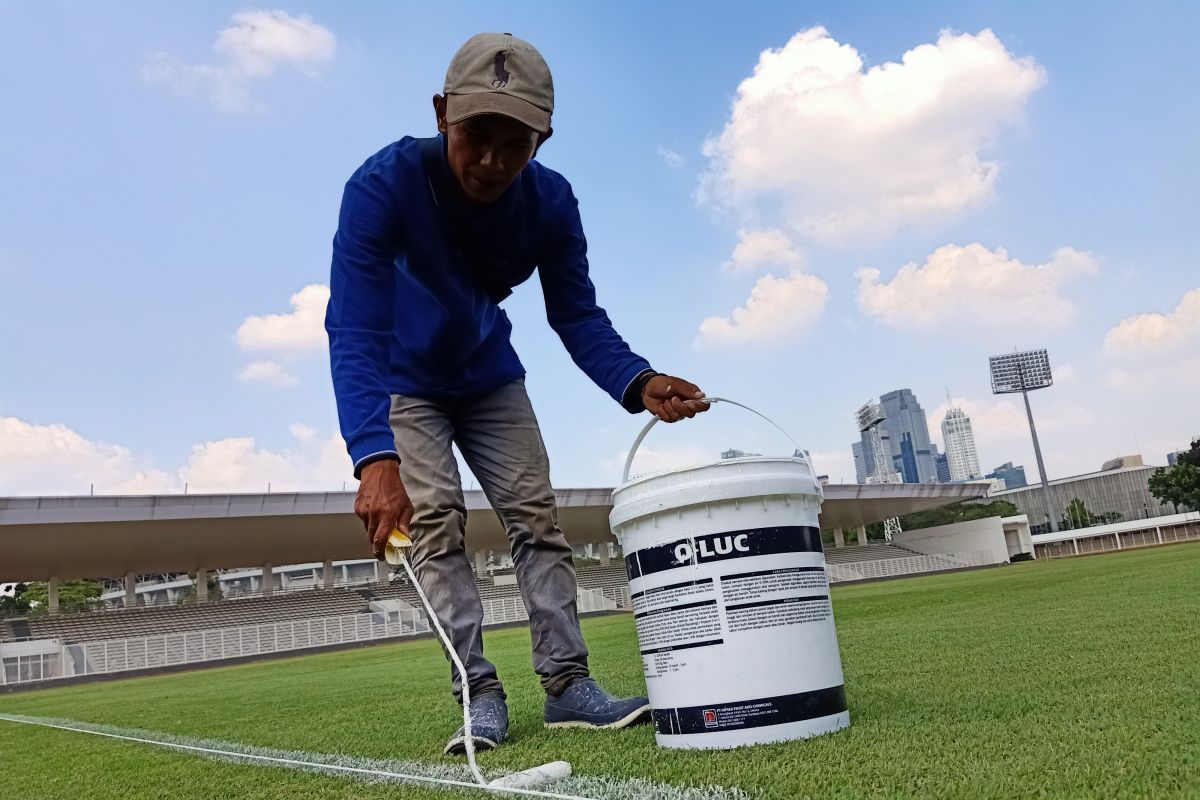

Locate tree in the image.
[1061,497,1097,529]
[21,580,105,614]
[860,499,1020,538]
[0,583,31,614]
[1148,438,1200,513]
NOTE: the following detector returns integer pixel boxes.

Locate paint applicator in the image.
[384,529,573,793]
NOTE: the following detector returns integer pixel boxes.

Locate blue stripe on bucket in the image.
[628,526,823,579]
[651,685,848,736]
[640,638,725,656]
[721,566,825,580]
[633,599,716,619]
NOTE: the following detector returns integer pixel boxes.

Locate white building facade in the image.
[941,408,982,481]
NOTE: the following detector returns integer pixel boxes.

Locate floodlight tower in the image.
[989,349,1058,532]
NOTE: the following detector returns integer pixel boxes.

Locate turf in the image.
[3,544,1198,799]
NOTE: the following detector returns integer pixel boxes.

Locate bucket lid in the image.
[609,455,822,532]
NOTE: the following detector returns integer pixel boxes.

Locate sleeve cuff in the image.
[352,450,400,480]
[620,368,658,414]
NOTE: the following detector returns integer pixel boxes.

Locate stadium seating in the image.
[3,562,637,647]
[19,588,368,644]
[572,562,630,591]
[820,543,918,564]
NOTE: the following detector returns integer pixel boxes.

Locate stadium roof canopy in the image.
[0,483,989,581]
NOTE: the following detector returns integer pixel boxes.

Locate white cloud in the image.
[1103,288,1200,355]
[856,243,1098,332]
[238,359,299,387]
[697,271,828,347]
[722,229,805,274]
[180,431,350,494]
[180,432,351,494]
[143,10,336,113]
[289,422,317,442]
[657,146,685,169]
[0,417,355,496]
[236,284,330,354]
[0,418,176,496]
[700,27,1045,241]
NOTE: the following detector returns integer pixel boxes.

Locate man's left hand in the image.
[642,374,709,422]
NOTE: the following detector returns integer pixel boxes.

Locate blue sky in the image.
[1,1,1197,496]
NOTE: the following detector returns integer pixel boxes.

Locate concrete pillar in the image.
[857,526,868,546]
[48,577,60,614]
[375,560,388,583]
[599,544,612,566]
[196,569,208,604]
[474,550,487,575]
[833,527,845,548]
[262,564,274,597]
[323,559,334,589]
[125,572,137,608]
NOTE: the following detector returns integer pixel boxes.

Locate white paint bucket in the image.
[609,399,849,750]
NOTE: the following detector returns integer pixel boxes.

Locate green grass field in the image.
[3,545,1199,799]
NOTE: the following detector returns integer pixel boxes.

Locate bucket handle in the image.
[621,397,805,484]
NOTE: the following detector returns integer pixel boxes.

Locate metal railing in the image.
[1033,514,1200,559]
[824,549,996,583]
[0,588,618,686]
[599,586,632,608]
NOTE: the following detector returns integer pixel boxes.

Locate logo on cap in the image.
[492,51,510,88]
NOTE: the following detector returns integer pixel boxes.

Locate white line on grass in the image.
[0,714,751,800]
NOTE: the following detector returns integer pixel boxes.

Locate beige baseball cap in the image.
[443,32,554,134]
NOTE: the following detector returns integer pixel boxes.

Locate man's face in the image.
[435,96,540,204]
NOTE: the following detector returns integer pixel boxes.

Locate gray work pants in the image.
[390,379,590,701]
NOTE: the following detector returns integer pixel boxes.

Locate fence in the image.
[1,588,618,687]
[824,549,997,583]
[599,586,631,608]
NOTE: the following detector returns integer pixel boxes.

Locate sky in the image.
[1,0,1197,497]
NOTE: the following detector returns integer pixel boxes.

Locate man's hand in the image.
[642,374,709,423]
[355,460,415,561]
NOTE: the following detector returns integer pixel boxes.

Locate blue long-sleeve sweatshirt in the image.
[326,136,653,476]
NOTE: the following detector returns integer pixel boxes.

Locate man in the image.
[325,32,707,754]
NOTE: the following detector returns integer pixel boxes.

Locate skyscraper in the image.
[933,450,951,483]
[878,389,935,483]
[987,462,1027,490]
[941,407,982,481]
[852,441,867,484]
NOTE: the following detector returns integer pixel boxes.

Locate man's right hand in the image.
[355,460,415,561]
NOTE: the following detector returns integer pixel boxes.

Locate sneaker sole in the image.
[443,735,501,756]
[544,703,652,731]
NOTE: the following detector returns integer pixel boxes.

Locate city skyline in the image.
[1,4,1196,496]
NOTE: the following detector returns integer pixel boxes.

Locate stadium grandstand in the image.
[7,481,1195,688]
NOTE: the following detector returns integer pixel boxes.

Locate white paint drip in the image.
[0,714,752,800]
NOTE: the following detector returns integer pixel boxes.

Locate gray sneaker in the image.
[544,678,651,730]
[444,692,508,755]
